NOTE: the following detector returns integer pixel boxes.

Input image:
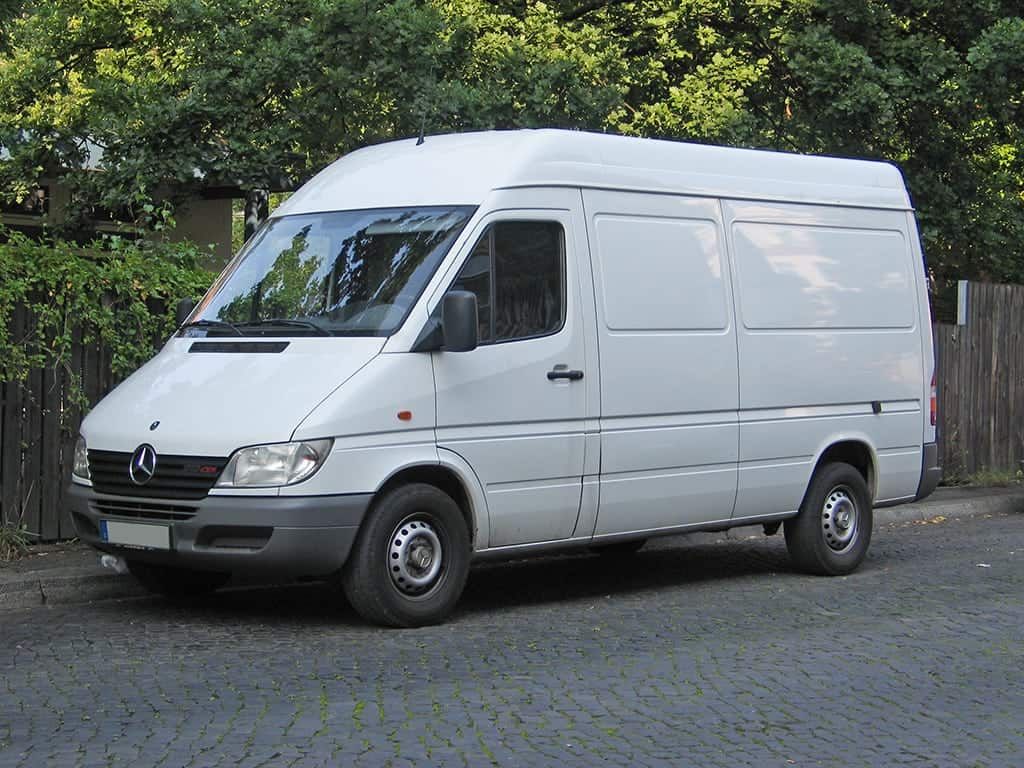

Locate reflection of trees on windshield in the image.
[195,206,473,336]
[217,225,322,323]
[328,212,451,322]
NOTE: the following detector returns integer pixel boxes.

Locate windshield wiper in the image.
[179,319,243,336]
[235,319,333,336]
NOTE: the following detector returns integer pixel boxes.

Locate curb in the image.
[0,565,148,612]
[1,487,1022,611]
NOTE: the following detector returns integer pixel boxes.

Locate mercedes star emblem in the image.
[129,444,158,486]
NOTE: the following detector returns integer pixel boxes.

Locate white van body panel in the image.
[434,448,491,548]
[285,353,438,496]
[290,352,436,448]
[723,200,925,515]
[907,212,938,448]
[81,337,383,457]
[285,437,438,496]
[582,189,740,535]
[274,130,912,217]
[430,194,593,548]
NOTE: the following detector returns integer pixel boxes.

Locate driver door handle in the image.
[547,368,584,381]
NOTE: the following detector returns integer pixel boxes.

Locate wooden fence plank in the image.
[0,381,10,527]
[39,364,61,541]
[22,350,43,538]
[1,307,26,528]
[934,282,1024,478]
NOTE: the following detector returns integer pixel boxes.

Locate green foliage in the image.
[0,229,212,403]
[0,0,1022,302]
[433,0,626,129]
[0,0,456,226]
[574,0,1024,297]
[946,466,1024,488]
[0,521,35,561]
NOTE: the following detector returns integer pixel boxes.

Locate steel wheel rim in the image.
[821,484,859,553]
[387,514,444,598]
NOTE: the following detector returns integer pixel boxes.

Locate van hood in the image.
[81,337,385,456]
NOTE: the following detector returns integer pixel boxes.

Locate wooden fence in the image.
[0,305,117,542]
[934,282,1024,478]
[2,282,1023,543]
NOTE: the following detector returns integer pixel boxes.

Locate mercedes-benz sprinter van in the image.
[69,130,942,626]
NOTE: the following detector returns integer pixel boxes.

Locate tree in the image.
[538,0,1024,301]
[0,0,454,229]
[0,0,622,232]
[1,0,1021,303]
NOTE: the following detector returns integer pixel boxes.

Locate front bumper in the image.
[68,483,372,576]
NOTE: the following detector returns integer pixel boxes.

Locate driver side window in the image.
[451,221,565,344]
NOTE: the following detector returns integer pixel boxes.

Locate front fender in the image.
[436,447,491,551]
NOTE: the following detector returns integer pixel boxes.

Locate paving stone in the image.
[0,514,1022,767]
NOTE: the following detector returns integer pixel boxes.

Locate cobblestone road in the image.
[2,513,1022,768]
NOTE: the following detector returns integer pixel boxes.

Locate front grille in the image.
[87,450,227,500]
[90,499,199,522]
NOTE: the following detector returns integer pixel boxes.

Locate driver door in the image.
[432,206,591,548]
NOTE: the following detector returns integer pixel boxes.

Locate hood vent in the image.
[189,341,289,353]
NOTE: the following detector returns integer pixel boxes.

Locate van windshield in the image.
[188,206,475,337]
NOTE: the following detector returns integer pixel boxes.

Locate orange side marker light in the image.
[397,410,413,421]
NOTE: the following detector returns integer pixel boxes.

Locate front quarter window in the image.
[188,206,474,337]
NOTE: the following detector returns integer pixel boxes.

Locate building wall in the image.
[170,197,234,269]
[1,181,234,270]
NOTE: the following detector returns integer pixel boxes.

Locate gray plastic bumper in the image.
[67,483,372,576]
[915,442,942,501]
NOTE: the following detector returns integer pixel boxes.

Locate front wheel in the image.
[785,462,872,575]
[342,483,470,627]
[127,561,230,599]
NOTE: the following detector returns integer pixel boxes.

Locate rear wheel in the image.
[785,461,872,575]
[127,561,230,598]
[342,483,470,628]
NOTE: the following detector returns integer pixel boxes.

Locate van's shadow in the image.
[116,536,880,628]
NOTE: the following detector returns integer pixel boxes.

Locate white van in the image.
[69,130,941,626]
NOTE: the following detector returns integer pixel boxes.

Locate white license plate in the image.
[100,520,171,550]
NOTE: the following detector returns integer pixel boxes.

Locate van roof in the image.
[274,129,912,217]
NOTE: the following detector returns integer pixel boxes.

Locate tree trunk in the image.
[243,189,270,243]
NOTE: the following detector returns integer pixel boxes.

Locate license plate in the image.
[99,520,171,551]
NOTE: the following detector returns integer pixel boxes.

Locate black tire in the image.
[127,561,230,598]
[342,483,470,628]
[785,461,873,576]
[589,538,646,556]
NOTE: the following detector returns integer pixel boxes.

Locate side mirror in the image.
[175,298,196,327]
[441,291,478,352]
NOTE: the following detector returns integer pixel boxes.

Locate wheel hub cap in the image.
[388,517,443,595]
[822,486,859,553]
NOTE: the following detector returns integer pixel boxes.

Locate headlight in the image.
[72,436,90,481]
[215,439,332,488]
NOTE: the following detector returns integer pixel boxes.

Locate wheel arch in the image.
[374,454,488,549]
[808,437,878,501]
